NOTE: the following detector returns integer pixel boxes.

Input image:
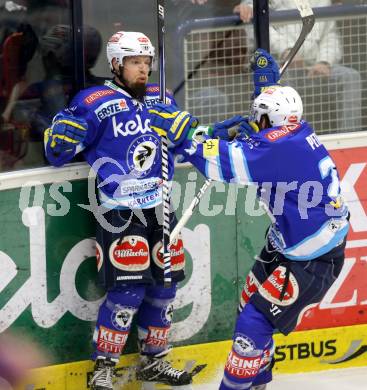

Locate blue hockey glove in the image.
[237,117,260,136]
[251,48,280,97]
[47,112,88,155]
[149,103,199,147]
[212,115,246,140]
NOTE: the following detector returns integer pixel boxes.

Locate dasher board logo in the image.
[94,99,129,121]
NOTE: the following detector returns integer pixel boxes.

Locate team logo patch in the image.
[258,265,299,306]
[97,326,128,354]
[241,271,260,305]
[328,218,344,232]
[84,89,115,104]
[111,306,135,330]
[161,303,174,326]
[94,99,129,121]
[152,236,185,271]
[127,134,160,177]
[109,236,150,271]
[233,333,256,356]
[257,56,268,68]
[145,326,169,348]
[265,124,300,142]
[96,242,103,272]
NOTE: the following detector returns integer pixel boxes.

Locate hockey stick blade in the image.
[294,0,314,18]
[280,1,315,76]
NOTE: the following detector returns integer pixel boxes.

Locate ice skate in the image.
[89,356,118,390]
[136,353,193,386]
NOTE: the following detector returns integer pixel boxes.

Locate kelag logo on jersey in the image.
[94,99,129,121]
[112,114,150,137]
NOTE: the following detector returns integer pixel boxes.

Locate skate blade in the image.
[140,382,193,390]
[183,360,207,377]
[189,364,206,377]
[141,383,193,389]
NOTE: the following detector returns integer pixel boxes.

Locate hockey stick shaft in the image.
[157,0,172,287]
[169,0,315,246]
[280,0,315,75]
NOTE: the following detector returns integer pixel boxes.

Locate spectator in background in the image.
[189,28,249,124]
[234,0,362,133]
[27,24,103,142]
[0,0,38,170]
[0,23,103,170]
[0,0,71,171]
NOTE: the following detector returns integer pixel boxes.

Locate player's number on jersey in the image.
[319,156,339,198]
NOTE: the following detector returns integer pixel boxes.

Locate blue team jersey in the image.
[46,80,176,209]
[179,121,349,261]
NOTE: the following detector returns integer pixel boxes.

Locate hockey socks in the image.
[136,283,177,356]
[220,303,274,390]
[92,284,146,360]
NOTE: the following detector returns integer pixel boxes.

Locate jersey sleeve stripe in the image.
[205,155,224,182]
[228,142,252,184]
[282,220,349,260]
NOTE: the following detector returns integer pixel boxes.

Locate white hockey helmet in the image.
[106,31,155,70]
[250,86,303,128]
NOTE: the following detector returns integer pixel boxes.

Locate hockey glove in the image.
[149,103,199,147]
[47,112,88,155]
[212,115,246,140]
[251,48,280,97]
[237,117,260,135]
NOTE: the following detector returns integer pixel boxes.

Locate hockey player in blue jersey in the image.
[148,51,349,390]
[44,31,199,390]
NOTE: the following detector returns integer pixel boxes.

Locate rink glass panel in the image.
[0,1,73,172]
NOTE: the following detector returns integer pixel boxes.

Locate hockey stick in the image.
[157,0,172,287]
[169,0,315,246]
[279,0,315,75]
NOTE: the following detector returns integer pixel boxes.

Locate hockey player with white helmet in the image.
[44,31,199,389]
[148,49,349,390]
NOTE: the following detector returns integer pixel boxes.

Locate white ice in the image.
[142,366,367,390]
